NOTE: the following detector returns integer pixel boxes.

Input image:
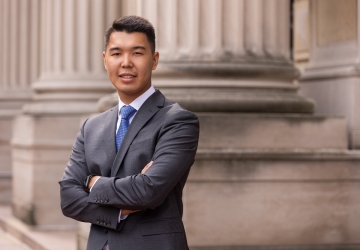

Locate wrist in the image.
[88,176,100,190]
[84,174,96,192]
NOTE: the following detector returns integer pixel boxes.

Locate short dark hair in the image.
[104,16,156,52]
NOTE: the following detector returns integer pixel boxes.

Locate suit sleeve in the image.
[59,120,120,230]
[87,109,199,210]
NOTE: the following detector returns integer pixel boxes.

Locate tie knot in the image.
[120,105,136,120]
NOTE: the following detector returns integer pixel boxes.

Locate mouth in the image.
[118,73,136,79]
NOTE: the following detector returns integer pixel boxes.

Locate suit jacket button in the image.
[104,229,108,234]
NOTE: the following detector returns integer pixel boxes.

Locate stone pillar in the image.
[11,0,121,227]
[298,0,360,148]
[123,0,314,113]
[0,0,39,204]
[81,1,360,249]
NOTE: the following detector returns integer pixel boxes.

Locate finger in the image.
[141,166,149,174]
[141,161,153,174]
[143,161,153,170]
[122,209,140,215]
[145,161,153,167]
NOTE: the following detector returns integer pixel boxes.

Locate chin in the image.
[117,88,139,96]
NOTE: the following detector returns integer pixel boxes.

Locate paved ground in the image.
[0,227,32,250]
[0,205,76,250]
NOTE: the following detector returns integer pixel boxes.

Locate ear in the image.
[102,51,108,70]
[152,52,159,70]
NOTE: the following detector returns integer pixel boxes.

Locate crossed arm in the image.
[87,161,154,216]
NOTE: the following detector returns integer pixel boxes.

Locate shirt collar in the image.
[117,86,156,116]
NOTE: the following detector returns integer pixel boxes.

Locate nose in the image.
[121,54,132,68]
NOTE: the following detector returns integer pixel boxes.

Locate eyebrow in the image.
[108,46,146,52]
[109,47,121,52]
[133,46,146,50]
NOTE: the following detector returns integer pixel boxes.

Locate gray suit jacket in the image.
[59,90,199,250]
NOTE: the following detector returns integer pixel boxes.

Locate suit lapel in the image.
[110,90,165,177]
[102,105,118,177]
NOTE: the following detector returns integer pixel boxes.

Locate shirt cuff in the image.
[89,177,100,192]
[118,210,129,222]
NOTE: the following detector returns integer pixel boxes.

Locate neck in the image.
[118,85,151,105]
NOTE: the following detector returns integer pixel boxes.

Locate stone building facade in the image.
[1,0,360,249]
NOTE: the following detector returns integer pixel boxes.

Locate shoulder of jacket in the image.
[85,105,117,125]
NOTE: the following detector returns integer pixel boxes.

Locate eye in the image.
[134,52,142,55]
[112,53,120,56]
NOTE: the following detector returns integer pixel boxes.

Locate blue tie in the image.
[116,105,136,152]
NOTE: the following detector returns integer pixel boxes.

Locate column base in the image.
[185,149,360,247]
[156,78,314,113]
[12,199,35,225]
[97,78,315,113]
[77,222,91,250]
[11,114,83,227]
[0,112,18,205]
[185,113,358,247]
[300,75,360,148]
[0,172,11,205]
[189,245,360,250]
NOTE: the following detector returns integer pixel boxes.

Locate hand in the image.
[141,161,153,174]
[119,162,153,216]
[87,176,100,190]
[121,209,140,215]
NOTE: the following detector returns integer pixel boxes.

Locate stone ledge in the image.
[0,205,76,250]
[191,149,360,182]
[195,148,360,160]
[197,114,348,149]
[190,245,360,250]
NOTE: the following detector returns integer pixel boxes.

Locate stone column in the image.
[0,0,39,204]
[122,0,314,113]
[85,1,360,249]
[112,0,360,250]
[298,0,360,148]
[11,0,121,227]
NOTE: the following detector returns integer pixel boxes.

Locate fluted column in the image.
[23,0,122,115]
[0,0,36,107]
[11,0,121,227]
[0,0,39,204]
[121,0,313,113]
[139,0,291,63]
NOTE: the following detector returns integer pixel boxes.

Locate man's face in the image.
[103,31,159,104]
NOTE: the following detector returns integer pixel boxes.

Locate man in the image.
[59,16,199,250]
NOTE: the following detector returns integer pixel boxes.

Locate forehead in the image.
[107,31,150,50]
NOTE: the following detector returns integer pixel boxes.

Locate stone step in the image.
[0,227,31,250]
[0,206,76,250]
[197,113,348,150]
[185,149,360,248]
